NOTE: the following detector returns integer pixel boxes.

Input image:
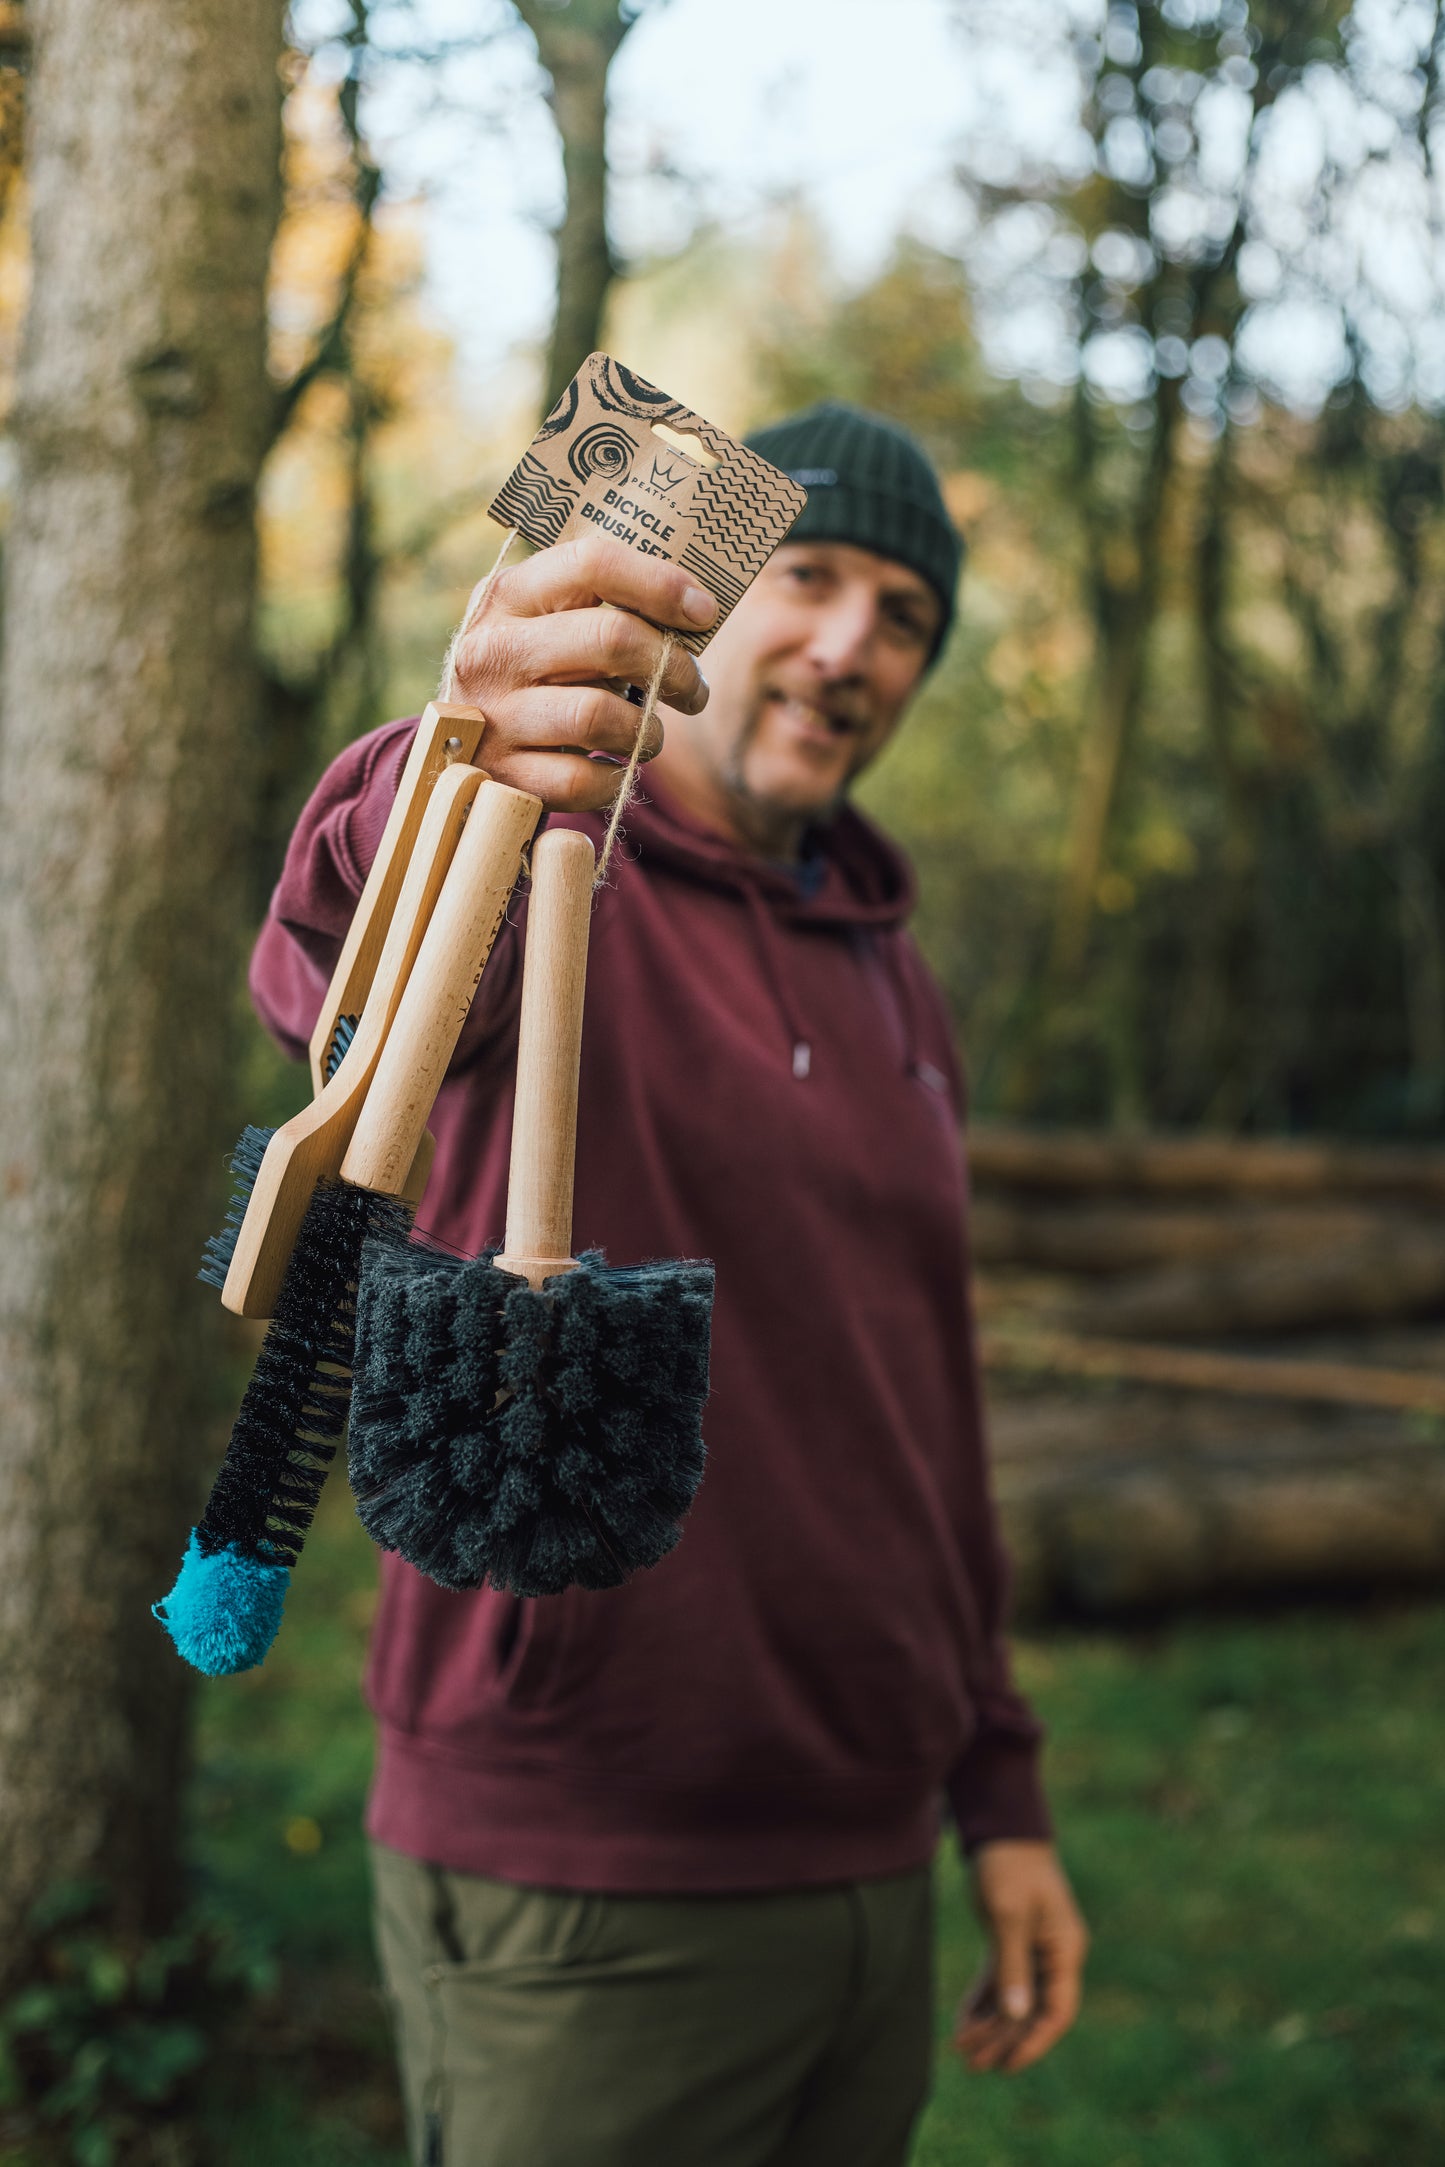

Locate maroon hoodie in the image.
[250,717,1051,1892]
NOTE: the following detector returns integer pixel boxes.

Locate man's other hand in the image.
[448,535,715,811]
[954,1840,1088,2074]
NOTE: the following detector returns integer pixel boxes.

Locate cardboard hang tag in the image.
[489,353,809,654]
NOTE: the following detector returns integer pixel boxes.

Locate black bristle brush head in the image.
[197,1013,358,1294]
[348,1244,714,1599]
[158,1177,412,1674]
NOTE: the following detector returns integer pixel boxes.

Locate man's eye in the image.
[788,563,823,585]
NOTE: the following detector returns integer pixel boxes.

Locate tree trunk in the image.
[0,0,283,1991]
[515,0,629,418]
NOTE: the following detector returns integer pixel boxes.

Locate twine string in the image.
[594,629,674,889]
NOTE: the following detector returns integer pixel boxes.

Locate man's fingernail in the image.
[1003,1988,1031,2019]
[683,585,717,626]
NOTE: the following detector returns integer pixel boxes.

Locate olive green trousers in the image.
[370,1843,934,2167]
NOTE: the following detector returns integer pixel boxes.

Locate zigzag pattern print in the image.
[689,445,806,576]
[679,542,747,617]
[491,452,576,546]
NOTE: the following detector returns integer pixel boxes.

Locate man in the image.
[253,402,1088,2167]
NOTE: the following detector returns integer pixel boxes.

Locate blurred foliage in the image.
[749,0,1445,1136]
[758,232,1445,1134]
[0,1883,275,2167]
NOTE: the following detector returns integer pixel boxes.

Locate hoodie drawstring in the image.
[741,881,813,1081]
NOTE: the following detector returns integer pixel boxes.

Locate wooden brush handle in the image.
[223,759,485,1319]
[307,701,488,1092]
[496,828,597,1289]
[341,779,541,1198]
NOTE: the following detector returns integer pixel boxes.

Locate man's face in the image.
[677,539,941,826]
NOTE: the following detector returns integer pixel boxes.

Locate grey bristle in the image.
[325,1012,359,1081]
[348,1247,714,1598]
[199,1125,277,1290]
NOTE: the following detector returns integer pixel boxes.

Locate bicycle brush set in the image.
[154,356,807,1677]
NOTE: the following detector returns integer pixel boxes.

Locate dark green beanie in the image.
[745,401,962,656]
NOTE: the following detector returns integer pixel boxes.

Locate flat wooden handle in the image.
[496,828,596,1288]
[222,759,485,1318]
[341,779,541,1197]
[307,700,488,1092]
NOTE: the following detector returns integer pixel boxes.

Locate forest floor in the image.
[184,1480,1445,2167]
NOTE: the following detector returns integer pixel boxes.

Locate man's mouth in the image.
[765,692,864,741]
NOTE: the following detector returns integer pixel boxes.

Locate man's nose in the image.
[803,593,877,679]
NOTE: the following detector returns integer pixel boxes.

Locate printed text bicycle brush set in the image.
[155,355,808,1675]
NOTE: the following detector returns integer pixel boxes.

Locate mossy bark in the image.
[0,0,284,1990]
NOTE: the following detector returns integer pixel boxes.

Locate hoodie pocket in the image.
[487,1591,578,1710]
[366,1571,583,1740]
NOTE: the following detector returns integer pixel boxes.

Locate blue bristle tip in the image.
[153,1532,289,1676]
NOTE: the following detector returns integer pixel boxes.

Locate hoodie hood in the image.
[591,773,925,1088]
[611,772,918,933]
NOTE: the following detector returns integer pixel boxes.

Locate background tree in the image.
[514,0,652,414]
[0,0,284,1992]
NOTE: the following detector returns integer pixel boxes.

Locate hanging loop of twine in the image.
[436,523,672,891]
[593,629,673,890]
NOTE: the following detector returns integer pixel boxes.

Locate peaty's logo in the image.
[647,455,688,499]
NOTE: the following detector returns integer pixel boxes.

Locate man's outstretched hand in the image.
[955,1840,1088,2075]
[448,534,715,811]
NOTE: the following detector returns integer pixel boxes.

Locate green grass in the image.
[189,1488,1445,2166]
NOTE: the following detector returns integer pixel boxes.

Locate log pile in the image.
[968,1126,1445,1617]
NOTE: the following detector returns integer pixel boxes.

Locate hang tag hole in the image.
[650,422,719,470]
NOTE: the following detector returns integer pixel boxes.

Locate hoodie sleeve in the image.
[894,938,1054,1852]
[248,716,522,1069]
[942,1268,1055,1852]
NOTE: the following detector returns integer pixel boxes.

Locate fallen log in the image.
[986,1385,1445,1617]
[968,1124,1445,1203]
[1059,1229,1445,1339]
[968,1196,1421,1274]
[981,1325,1445,1416]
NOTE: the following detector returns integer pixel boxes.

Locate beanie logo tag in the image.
[789,467,837,487]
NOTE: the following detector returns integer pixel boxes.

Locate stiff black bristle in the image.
[325,1012,360,1081]
[195,1179,412,1569]
[348,1245,714,1598]
[199,1125,277,1290]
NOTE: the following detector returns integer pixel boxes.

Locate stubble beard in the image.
[716,695,866,857]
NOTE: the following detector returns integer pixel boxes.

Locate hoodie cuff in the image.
[946,1726,1054,1854]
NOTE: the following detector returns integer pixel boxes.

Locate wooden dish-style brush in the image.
[346,826,715,1600]
[307,699,488,1091]
[200,705,489,1320]
[155,774,542,1673]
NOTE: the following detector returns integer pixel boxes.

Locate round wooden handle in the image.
[341,778,541,1197]
[496,828,596,1287]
